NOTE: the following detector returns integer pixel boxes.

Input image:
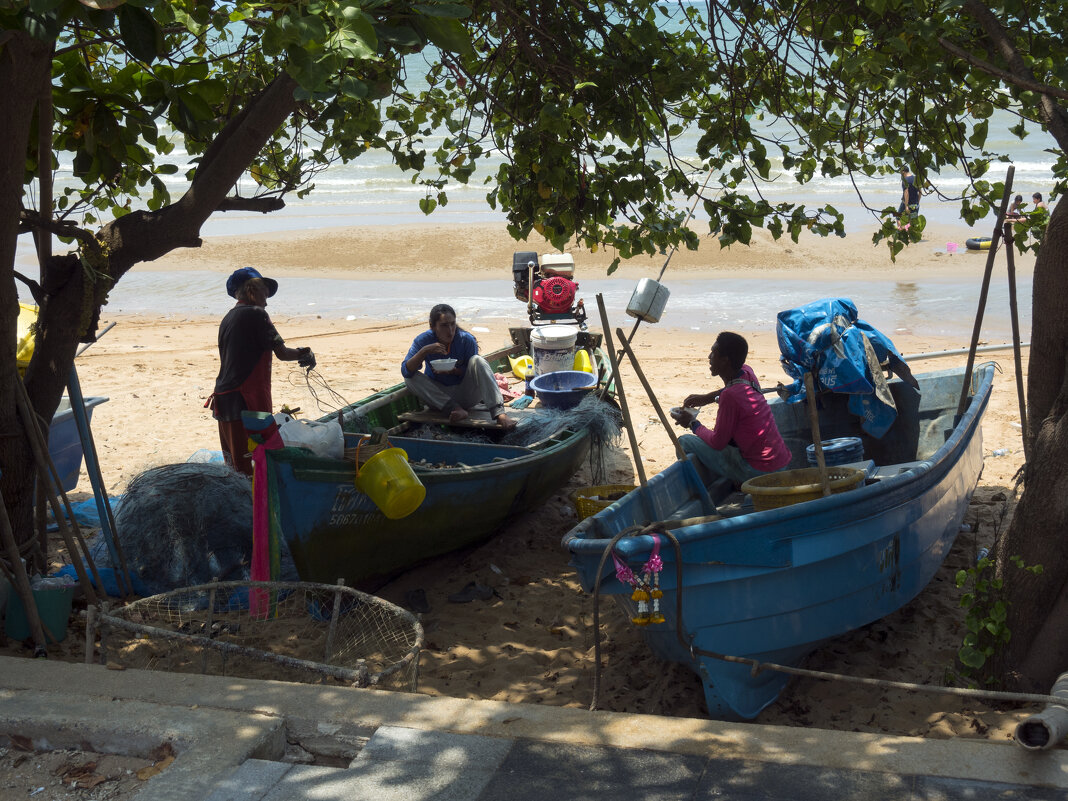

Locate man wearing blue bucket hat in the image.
[206,268,316,475]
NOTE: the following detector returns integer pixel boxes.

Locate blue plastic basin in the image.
[529,371,598,409]
[49,396,109,492]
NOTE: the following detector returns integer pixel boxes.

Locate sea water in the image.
[76,269,1030,342]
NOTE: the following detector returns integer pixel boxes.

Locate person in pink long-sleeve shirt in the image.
[671,332,791,489]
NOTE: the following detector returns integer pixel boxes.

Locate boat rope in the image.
[589,524,1068,714]
[287,367,354,418]
[618,170,719,350]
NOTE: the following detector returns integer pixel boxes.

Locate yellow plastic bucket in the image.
[356,447,426,519]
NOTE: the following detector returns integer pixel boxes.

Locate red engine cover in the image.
[532,276,578,313]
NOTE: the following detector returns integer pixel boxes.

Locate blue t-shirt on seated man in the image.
[401,304,517,431]
[402,328,478,387]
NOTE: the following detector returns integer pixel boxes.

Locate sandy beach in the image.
[5,220,1036,742]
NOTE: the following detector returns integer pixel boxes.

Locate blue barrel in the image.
[806,437,864,467]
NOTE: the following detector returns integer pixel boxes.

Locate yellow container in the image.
[16,303,37,377]
[569,484,637,520]
[741,467,865,512]
[572,348,593,373]
[509,354,534,380]
[356,447,426,519]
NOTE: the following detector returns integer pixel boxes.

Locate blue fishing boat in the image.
[563,363,993,720]
[262,331,618,590]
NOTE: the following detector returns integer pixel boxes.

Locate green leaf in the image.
[413,2,472,18]
[414,16,473,56]
[338,75,368,99]
[958,645,987,669]
[117,4,163,64]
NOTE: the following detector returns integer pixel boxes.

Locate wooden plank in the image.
[397,409,505,430]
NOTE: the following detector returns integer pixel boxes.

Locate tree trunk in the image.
[0,33,54,572]
[2,54,299,555]
[991,199,1068,692]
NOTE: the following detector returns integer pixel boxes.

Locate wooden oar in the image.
[615,328,686,461]
[595,294,647,486]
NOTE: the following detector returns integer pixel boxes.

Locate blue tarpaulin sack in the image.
[776,298,904,438]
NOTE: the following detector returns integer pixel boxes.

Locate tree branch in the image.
[957,0,1068,152]
[936,36,1068,104]
[13,271,43,304]
[98,71,300,273]
[17,210,95,245]
[215,195,286,213]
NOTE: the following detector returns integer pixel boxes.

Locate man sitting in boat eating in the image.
[401,303,518,431]
[671,331,791,488]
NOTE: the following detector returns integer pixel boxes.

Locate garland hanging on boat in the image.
[613,535,665,626]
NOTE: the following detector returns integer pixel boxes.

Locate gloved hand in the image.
[297,347,316,370]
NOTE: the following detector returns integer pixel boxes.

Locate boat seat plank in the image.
[398,409,506,430]
[870,460,927,479]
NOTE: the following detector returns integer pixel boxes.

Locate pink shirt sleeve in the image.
[694,392,740,450]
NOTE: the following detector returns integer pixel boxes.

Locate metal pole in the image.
[956,166,1015,419]
[67,365,134,598]
[595,294,647,486]
[901,342,1029,362]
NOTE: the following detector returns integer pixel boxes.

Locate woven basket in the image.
[569,484,637,520]
[344,436,389,465]
[741,466,865,512]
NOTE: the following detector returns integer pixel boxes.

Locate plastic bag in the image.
[279,419,344,459]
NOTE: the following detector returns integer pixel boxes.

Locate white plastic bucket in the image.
[626,278,670,323]
[530,325,578,375]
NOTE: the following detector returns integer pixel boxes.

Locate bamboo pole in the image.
[615,328,686,461]
[0,485,48,653]
[1002,222,1030,460]
[956,166,1015,419]
[804,372,832,497]
[595,294,647,486]
[14,376,101,605]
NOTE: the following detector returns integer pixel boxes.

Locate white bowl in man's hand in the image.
[430,358,458,373]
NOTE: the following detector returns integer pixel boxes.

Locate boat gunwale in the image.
[272,425,593,484]
[564,363,994,558]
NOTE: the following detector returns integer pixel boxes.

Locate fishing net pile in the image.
[114,463,295,596]
[393,394,623,483]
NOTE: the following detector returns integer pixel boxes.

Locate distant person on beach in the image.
[1007,195,1025,222]
[1033,192,1048,212]
[671,332,791,488]
[206,268,316,475]
[402,304,517,431]
[898,165,920,217]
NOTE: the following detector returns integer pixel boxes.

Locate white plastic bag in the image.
[279,419,344,460]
